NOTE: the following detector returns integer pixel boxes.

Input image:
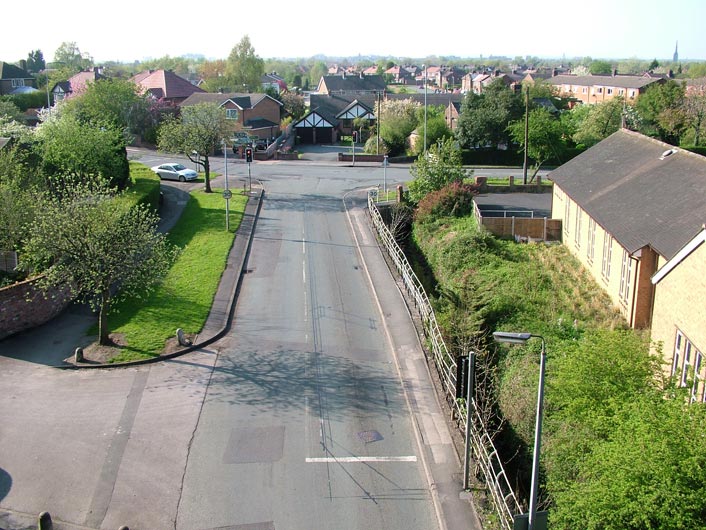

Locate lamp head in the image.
[493,331,532,345]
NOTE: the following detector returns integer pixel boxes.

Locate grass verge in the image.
[99,188,247,362]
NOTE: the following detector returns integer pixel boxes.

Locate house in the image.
[293,94,375,144]
[0,62,36,96]
[549,129,706,400]
[547,73,663,105]
[130,69,205,106]
[261,72,287,94]
[52,67,106,101]
[446,100,462,130]
[385,65,414,84]
[180,92,283,141]
[316,73,386,96]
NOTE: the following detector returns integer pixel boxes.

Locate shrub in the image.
[414,181,480,223]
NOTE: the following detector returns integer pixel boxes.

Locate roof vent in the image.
[659,148,678,160]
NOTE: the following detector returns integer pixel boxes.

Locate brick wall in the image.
[0,277,72,340]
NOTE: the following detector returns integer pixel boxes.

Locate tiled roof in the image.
[130,69,205,100]
[0,62,32,80]
[548,74,661,90]
[548,129,706,260]
[180,92,280,110]
[320,74,386,93]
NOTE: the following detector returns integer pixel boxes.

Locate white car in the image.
[151,163,198,182]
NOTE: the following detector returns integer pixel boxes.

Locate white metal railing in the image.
[368,192,521,529]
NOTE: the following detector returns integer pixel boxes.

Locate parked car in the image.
[151,163,198,182]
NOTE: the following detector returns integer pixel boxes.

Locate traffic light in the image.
[245,147,253,163]
[352,131,358,143]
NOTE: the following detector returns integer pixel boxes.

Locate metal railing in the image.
[368,192,521,529]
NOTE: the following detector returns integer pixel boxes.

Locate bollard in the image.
[74,347,84,363]
[38,511,53,530]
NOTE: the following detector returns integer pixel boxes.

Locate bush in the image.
[414,181,480,223]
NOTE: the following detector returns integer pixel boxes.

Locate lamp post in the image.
[493,331,546,530]
[423,64,428,155]
[222,140,230,231]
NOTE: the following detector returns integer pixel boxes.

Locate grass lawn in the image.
[101,188,247,362]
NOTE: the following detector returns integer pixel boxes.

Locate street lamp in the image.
[423,64,428,155]
[493,331,547,530]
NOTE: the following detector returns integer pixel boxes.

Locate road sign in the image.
[222,189,232,200]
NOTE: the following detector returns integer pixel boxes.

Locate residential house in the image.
[131,69,205,106]
[180,92,283,141]
[0,62,36,96]
[446,100,462,130]
[549,129,706,399]
[385,65,414,85]
[547,73,663,105]
[52,67,106,101]
[293,94,375,144]
[261,72,287,94]
[316,73,386,96]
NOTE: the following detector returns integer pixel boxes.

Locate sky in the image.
[3,0,705,65]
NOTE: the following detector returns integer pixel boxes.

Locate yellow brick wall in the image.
[651,242,706,401]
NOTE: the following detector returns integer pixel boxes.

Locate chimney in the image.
[612,68,617,77]
[342,71,345,79]
[360,71,364,79]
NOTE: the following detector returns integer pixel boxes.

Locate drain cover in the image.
[357,430,383,443]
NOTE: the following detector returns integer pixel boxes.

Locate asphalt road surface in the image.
[0,149,484,530]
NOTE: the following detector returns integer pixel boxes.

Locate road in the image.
[0,150,480,530]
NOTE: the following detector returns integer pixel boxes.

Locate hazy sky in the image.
[3,0,705,64]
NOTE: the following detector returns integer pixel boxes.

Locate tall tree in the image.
[456,79,523,150]
[26,50,46,73]
[225,35,264,92]
[569,98,626,147]
[157,102,230,193]
[63,77,151,136]
[684,88,706,145]
[508,107,566,180]
[22,182,178,345]
[635,80,687,144]
[53,41,93,73]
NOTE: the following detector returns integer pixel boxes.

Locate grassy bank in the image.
[99,188,247,362]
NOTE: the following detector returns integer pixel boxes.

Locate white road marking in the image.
[306,456,417,463]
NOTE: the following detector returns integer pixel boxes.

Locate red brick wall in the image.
[0,277,72,340]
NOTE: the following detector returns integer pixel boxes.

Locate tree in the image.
[34,112,129,189]
[53,41,92,73]
[22,182,178,345]
[635,80,687,144]
[508,106,565,180]
[26,50,46,73]
[589,60,613,75]
[408,137,470,203]
[684,89,706,145]
[455,79,523,149]
[413,105,451,155]
[377,98,420,156]
[569,98,626,147]
[157,102,230,193]
[280,92,306,122]
[63,77,152,137]
[225,36,264,92]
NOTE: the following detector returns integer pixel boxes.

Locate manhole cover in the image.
[357,430,383,443]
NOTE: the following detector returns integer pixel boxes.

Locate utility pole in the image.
[522,85,529,186]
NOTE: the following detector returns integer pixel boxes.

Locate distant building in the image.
[674,41,679,63]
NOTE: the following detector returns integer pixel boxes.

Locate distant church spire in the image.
[673,41,679,63]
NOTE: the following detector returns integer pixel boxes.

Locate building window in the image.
[619,250,633,305]
[672,330,704,397]
[618,88,625,96]
[587,218,596,263]
[596,87,603,94]
[582,87,587,94]
[226,109,239,120]
[630,90,636,99]
[601,233,612,280]
[564,199,571,235]
[574,207,582,248]
[694,351,703,403]
[607,88,613,95]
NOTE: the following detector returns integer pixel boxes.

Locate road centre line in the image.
[306,456,417,463]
